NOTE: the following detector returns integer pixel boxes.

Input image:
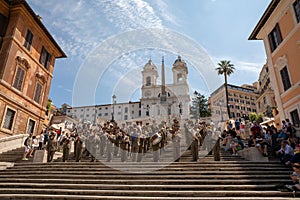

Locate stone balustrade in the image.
[0,134,27,154]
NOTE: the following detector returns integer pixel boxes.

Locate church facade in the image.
[64,56,190,124]
[140,56,190,122]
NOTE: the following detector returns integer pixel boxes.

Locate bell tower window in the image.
[177,73,183,82]
[146,76,151,86]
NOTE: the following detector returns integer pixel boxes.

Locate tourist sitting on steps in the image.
[285,144,300,166]
[230,140,238,156]
[285,163,300,192]
[247,135,256,148]
[255,135,268,157]
[276,140,294,164]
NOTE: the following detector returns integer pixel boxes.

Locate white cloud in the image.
[28,0,169,61]
[211,56,263,74]
[235,61,263,73]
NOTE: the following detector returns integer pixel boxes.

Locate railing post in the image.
[213,138,220,161]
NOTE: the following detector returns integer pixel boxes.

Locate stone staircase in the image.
[0,147,296,199]
[0,161,295,199]
[0,147,27,163]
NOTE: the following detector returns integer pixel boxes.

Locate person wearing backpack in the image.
[46,132,57,162]
[22,133,33,160]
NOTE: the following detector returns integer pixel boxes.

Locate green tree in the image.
[249,112,263,123]
[249,112,257,123]
[46,99,52,115]
[216,60,235,118]
[256,113,264,123]
[190,91,211,119]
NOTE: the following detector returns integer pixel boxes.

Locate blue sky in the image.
[27,0,270,107]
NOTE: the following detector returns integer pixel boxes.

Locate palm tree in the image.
[216,60,235,119]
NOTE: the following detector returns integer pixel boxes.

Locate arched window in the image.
[177,73,183,82]
[146,105,150,116]
[146,76,151,86]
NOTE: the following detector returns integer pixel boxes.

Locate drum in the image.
[151,132,162,145]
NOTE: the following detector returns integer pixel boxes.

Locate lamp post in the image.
[111,95,116,122]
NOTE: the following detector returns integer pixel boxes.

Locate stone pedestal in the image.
[159,103,169,122]
[33,150,47,163]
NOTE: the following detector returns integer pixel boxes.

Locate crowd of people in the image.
[220,118,298,159]
[219,118,300,192]
[22,118,212,163]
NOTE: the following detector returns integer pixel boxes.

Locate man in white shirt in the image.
[277,140,294,163]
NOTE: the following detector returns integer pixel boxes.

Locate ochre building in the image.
[249,0,300,127]
[0,0,66,138]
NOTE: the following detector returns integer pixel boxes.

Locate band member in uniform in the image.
[131,128,139,162]
[191,125,200,161]
[170,119,181,162]
[75,133,83,162]
[89,130,100,162]
[114,126,121,157]
[137,133,145,162]
[160,121,168,154]
[143,123,151,154]
[99,127,107,157]
[62,133,71,162]
[106,128,114,162]
[152,130,162,162]
[120,130,129,162]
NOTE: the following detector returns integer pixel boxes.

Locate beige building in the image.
[256,64,276,118]
[249,0,300,127]
[210,83,259,122]
[0,0,66,138]
[65,101,142,124]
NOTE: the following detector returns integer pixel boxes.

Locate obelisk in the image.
[160,56,168,121]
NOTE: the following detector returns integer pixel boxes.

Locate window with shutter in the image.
[27,119,35,134]
[268,24,282,52]
[39,47,51,69]
[34,83,43,103]
[3,108,15,130]
[24,29,33,51]
[280,66,292,91]
[13,67,25,91]
[290,109,300,127]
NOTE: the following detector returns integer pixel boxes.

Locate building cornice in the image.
[5,0,66,58]
[249,0,280,40]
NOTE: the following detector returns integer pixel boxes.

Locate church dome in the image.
[143,59,157,71]
[173,56,188,74]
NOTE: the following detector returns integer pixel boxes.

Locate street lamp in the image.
[111,94,116,122]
